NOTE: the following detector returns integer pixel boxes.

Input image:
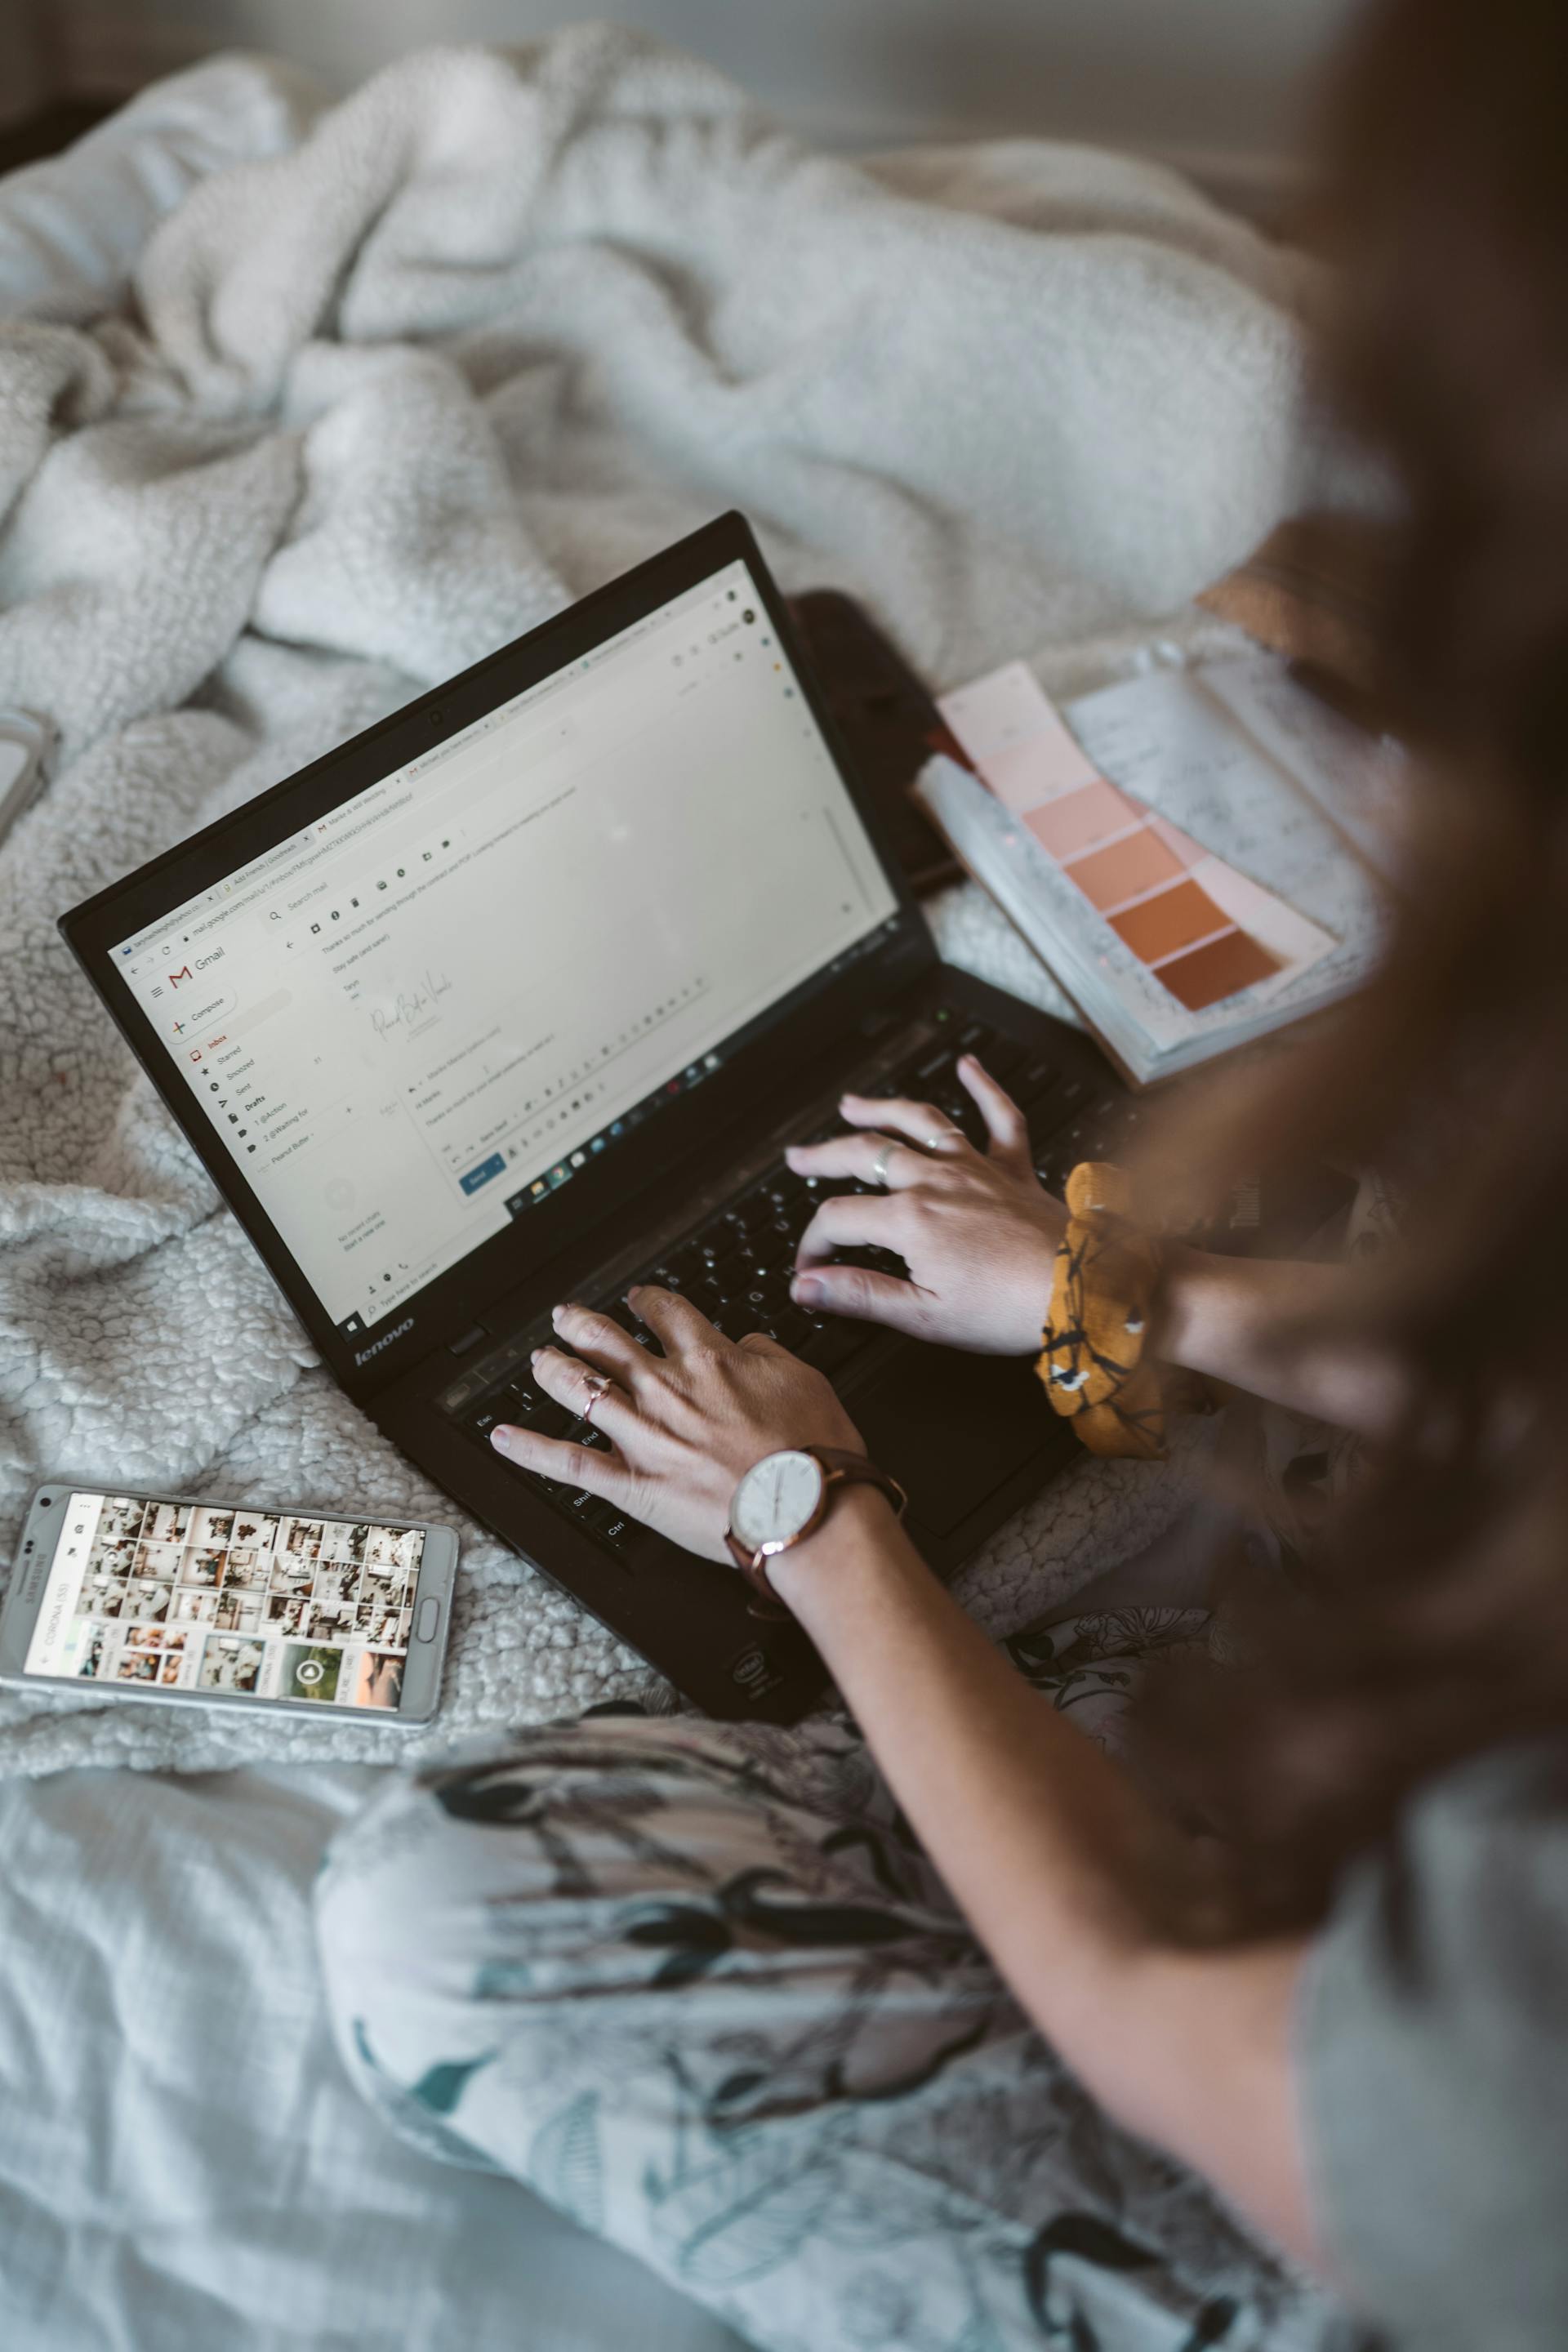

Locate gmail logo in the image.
[168,965,193,987]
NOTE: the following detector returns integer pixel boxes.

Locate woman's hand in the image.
[489,1287,865,1561]
[786,1054,1066,1355]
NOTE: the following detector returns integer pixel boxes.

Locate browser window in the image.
[113,561,898,1331]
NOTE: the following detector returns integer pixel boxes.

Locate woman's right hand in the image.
[785,1054,1067,1356]
[492,1290,866,1566]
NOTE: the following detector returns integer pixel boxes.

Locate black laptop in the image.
[61,514,1131,1723]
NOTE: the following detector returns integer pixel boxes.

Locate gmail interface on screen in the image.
[113,561,898,1334]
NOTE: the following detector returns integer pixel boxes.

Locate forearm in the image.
[1160,1245,1406,1437]
[778,1494,1168,2003]
[771,1492,1319,2262]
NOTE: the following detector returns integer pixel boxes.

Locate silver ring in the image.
[871,1140,896,1187]
[581,1372,612,1422]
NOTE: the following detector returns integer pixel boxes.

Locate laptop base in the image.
[376,966,1128,1723]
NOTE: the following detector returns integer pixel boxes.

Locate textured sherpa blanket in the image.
[0,27,1314,1773]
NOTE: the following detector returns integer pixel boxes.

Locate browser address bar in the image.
[185,715,578,940]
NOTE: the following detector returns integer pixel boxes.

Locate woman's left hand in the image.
[786,1054,1067,1355]
[489,1286,866,1561]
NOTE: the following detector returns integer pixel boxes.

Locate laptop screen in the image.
[109,557,899,1338]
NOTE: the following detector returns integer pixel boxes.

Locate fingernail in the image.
[551,1302,568,1325]
[490,1426,513,1454]
[530,1346,546,1365]
[792,1274,822,1307]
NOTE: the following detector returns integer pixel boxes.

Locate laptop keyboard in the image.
[440,1010,1130,1563]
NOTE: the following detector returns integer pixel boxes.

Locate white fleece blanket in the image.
[0,28,1312,1775]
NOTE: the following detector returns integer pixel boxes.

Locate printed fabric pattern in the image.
[317,1701,1364,2352]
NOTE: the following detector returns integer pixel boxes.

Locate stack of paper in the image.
[917,653,1393,1088]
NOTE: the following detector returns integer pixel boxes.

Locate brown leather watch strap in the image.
[726,1446,906,1618]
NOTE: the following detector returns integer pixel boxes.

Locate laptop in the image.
[61,513,1130,1723]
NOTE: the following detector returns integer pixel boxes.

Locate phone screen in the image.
[23,1490,432,1711]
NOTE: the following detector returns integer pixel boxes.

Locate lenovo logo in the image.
[354,1316,416,1365]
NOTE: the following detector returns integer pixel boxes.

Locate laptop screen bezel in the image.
[60,512,936,1397]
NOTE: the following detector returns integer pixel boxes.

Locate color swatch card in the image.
[919,660,1388,1086]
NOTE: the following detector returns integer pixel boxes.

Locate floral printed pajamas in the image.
[317,1695,1358,2352]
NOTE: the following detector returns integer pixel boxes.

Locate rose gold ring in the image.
[581,1372,612,1421]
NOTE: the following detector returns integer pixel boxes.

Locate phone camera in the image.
[38,1497,51,1510]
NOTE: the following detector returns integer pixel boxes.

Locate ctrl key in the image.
[581,1496,639,1555]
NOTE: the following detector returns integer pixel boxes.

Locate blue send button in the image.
[459,1152,506,1196]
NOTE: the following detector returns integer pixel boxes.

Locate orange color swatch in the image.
[1108,879,1230,963]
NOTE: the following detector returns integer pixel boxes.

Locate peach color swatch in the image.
[1067,828,1185,912]
[1023,777,1138,861]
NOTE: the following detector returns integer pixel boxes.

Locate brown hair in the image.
[1138,0,1568,1931]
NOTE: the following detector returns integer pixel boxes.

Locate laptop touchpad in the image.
[845,1346,1051,1539]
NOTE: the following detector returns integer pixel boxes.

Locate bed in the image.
[0,37,1315,2349]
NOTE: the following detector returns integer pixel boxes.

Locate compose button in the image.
[459,1152,506,1195]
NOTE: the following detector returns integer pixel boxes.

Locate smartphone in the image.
[0,1481,459,1724]
[0,707,55,849]
[786,590,962,897]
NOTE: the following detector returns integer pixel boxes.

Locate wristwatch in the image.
[724,1446,907,1615]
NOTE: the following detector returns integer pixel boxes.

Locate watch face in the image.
[730,1450,825,1555]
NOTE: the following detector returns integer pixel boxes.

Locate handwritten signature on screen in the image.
[369,969,454,1041]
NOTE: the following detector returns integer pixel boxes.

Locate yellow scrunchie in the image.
[1036,1163,1166,1459]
